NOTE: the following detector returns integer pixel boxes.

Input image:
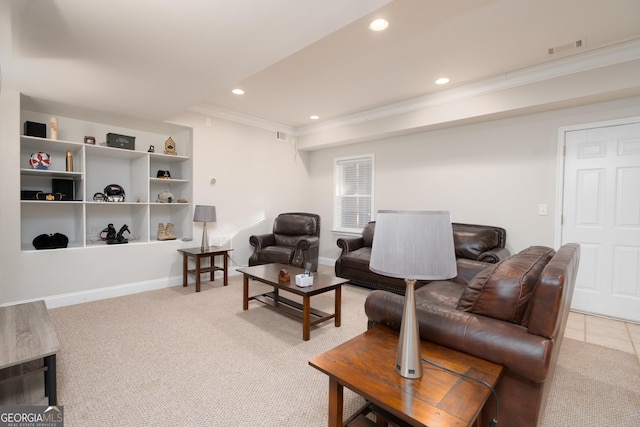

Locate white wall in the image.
[168,110,313,269]
[307,96,640,261]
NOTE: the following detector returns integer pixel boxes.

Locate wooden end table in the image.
[177,247,233,292]
[0,301,59,406]
[237,263,348,341]
[309,325,503,427]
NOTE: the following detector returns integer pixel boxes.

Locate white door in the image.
[561,119,640,323]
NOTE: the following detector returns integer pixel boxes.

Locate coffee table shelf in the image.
[252,291,335,326]
[238,263,348,340]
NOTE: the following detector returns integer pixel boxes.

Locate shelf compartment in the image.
[85,154,147,203]
[20,137,84,175]
[21,202,84,250]
[150,203,191,240]
[85,203,149,245]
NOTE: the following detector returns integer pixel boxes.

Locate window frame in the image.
[332,153,375,234]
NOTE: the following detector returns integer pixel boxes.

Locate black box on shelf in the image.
[52,178,76,201]
[21,190,43,200]
[106,133,135,150]
[24,121,47,138]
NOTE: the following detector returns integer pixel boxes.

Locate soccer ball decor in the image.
[29,152,51,170]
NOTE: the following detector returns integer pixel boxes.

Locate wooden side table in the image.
[309,325,503,427]
[177,247,233,292]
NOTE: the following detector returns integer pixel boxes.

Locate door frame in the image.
[555,115,640,248]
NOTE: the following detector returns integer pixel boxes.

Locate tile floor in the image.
[565,311,640,363]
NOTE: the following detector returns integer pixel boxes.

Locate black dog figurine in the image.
[104,224,131,244]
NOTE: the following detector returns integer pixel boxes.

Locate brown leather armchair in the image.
[365,243,581,427]
[249,213,321,272]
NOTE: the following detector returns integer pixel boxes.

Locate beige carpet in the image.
[42,274,640,426]
[539,338,640,426]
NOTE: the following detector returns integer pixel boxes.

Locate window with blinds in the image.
[333,154,374,233]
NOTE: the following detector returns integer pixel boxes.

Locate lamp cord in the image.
[421,357,499,427]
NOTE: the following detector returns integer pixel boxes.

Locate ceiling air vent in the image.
[548,39,584,55]
[276,131,288,142]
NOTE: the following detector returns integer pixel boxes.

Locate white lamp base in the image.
[200,222,210,251]
[396,278,423,379]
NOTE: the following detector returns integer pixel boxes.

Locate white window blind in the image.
[334,154,374,233]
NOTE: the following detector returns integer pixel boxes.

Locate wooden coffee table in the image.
[309,325,503,427]
[238,263,348,340]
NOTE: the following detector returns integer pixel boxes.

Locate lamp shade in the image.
[193,205,217,223]
[370,210,457,280]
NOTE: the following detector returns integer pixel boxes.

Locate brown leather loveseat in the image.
[365,243,581,427]
[335,222,510,294]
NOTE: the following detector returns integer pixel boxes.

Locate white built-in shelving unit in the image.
[19,96,193,252]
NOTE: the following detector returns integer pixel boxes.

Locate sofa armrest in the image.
[336,236,365,255]
[249,233,275,250]
[364,290,552,383]
[478,247,511,263]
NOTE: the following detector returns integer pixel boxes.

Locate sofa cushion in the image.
[339,247,372,268]
[453,225,499,260]
[416,281,465,308]
[456,246,555,324]
[256,246,294,264]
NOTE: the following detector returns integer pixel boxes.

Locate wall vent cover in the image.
[276,131,288,141]
[548,39,584,55]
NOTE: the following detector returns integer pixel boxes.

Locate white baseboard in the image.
[44,269,247,308]
[43,276,182,309]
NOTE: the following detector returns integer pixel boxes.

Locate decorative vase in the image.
[66,150,73,172]
[50,117,58,140]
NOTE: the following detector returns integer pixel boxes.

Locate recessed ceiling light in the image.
[435,77,450,85]
[232,88,245,95]
[310,115,320,120]
[369,18,389,32]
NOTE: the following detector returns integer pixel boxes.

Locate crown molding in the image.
[188,104,296,135]
[190,37,640,138]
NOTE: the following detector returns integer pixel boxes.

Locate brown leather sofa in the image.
[335,222,510,294]
[249,212,321,272]
[364,243,581,427]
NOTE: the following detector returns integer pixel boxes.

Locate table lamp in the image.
[369,210,457,379]
[193,205,217,251]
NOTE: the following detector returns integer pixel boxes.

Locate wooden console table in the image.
[309,325,503,427]
[177,247,232,292]
[0,301,59,405]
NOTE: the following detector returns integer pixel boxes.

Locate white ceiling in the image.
[2,0,640,130]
